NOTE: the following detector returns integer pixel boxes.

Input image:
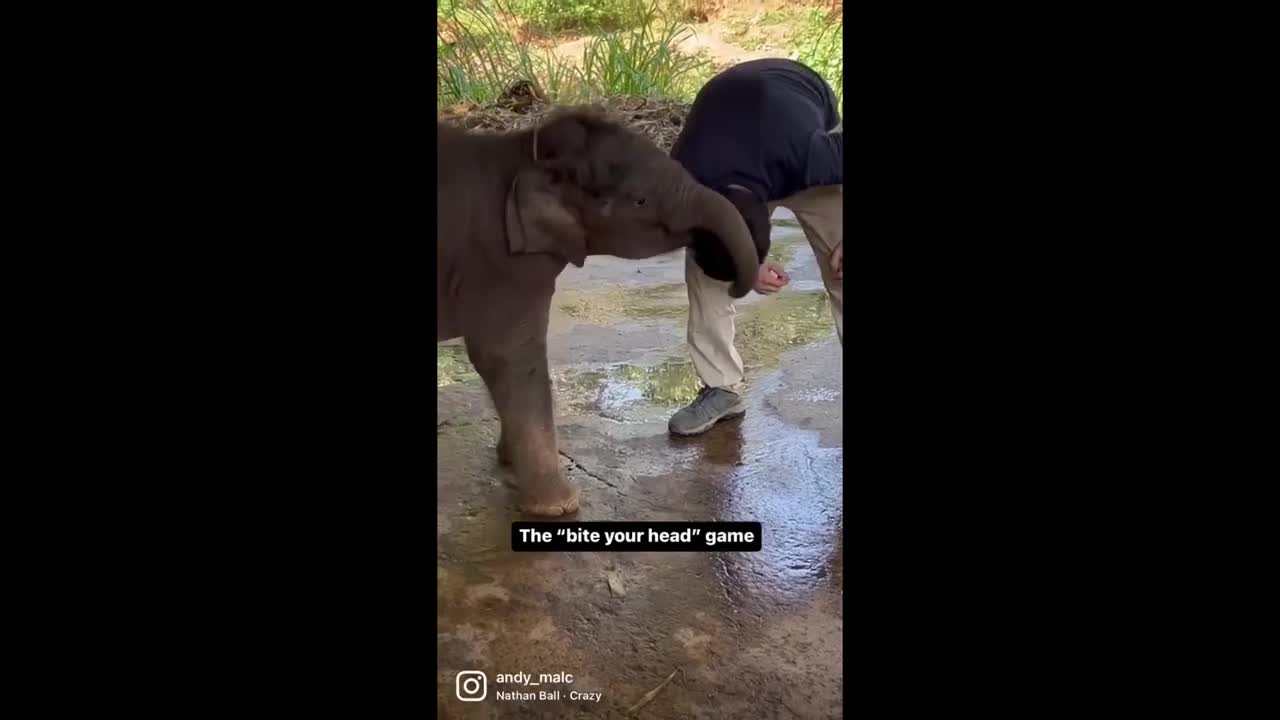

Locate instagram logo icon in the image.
[455,671,487,702]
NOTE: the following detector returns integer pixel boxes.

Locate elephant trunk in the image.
[674,182,761,299]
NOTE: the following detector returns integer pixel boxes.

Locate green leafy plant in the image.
[509,0,627,32]
[438,0,578,107]
[437,0,709,108]
[575,1,710,100]
[791,7,843,114]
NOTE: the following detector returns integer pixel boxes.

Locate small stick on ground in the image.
[627,667,682,715]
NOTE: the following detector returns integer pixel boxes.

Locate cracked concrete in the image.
[438,217,843,718]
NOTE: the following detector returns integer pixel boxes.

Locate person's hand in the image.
[829,242,843,280]
[754,260,790,295]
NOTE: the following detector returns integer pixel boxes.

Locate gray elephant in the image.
[437,107,760,516]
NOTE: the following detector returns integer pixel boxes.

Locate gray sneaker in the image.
[668,386,746,436]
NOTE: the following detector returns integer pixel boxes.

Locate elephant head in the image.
[504,107,760,298]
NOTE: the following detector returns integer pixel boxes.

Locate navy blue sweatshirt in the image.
[671,59,842,281]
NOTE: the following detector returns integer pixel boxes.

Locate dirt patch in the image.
[546,0,835,73]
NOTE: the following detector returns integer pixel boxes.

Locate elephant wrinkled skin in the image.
[437,107,759,516]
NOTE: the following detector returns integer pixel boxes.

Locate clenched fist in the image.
[754,260,790,295]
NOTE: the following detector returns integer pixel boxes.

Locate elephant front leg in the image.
[468,340,578,517]
[501,405,577,517]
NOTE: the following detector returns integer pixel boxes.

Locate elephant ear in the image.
[505,169,587,268]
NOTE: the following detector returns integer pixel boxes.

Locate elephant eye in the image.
[634,197,647,207]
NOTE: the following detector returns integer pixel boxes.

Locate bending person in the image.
[668,58,844,436]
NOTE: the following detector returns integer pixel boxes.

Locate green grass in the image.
[506,0,709,32]
[438,1,578,107]
[438,0,843,122]
[508,0,629,32]
[576,4,711,100]
[438,0,710,108]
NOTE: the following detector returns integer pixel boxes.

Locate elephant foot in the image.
[518,472,579,517]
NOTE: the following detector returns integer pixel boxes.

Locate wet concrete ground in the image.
[438,215,843,718]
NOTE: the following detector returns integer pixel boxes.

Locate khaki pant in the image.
[685,183,844,391]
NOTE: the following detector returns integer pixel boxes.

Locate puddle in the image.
[712,388,844,603]
[554,368,608,413]
[615,360,701,406]
[555,289,835,420]
[554,358,700,423]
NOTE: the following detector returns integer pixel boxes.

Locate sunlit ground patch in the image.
[556,282,688,323]
[437,344,478,387]
[769,231,799,268]
[736,289,833,370]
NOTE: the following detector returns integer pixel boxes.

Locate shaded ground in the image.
[437,215,843,718]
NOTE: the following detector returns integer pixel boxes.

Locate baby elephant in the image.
[437,107,759,515]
